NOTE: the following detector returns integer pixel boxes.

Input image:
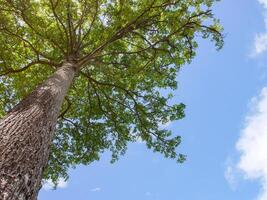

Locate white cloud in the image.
[57,178,68,188]
[259,0,267,8]
[90,187,101,192]
[252,0,267,55]
[254,34,267,55]
[257,184,267,200]
[234,87,267,200]
[42,178,68,190]
[224,165,238,190]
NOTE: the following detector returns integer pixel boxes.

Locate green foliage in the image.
[0,0,223,185]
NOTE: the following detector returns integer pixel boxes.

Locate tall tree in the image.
[0,0,223,199]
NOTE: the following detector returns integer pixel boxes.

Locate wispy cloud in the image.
[259,0,267,8]
[90,187,101,192]
[252,0,267,55]
[229,87,267,200]
[224,165,238,190]
[42,178,68,190]
[145,191,152,196]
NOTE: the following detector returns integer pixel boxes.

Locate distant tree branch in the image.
[48,0,70,54]
[77,0,159,66]
[0,27,55,61]
[77,7,216,67]
[76,0,99,52]
[0,59,59,77]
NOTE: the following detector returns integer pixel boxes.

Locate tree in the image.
[0,0,223,199]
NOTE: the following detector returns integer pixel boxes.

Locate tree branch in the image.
[49,0,70,55]
[58,97,72,119]
[0,59,59,77]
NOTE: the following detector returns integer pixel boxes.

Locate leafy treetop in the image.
[0,0,223,184]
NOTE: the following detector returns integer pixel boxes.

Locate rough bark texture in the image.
[0,62,76,200]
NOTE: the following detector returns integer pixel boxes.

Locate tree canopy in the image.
[0,0,223,184]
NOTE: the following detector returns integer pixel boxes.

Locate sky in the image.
[39,0,267,199]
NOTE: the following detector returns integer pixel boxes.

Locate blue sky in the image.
[39,0,267,199]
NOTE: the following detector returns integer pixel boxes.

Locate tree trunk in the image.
[0,61,76,200]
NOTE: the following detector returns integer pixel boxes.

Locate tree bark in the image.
[0,61,76,200]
